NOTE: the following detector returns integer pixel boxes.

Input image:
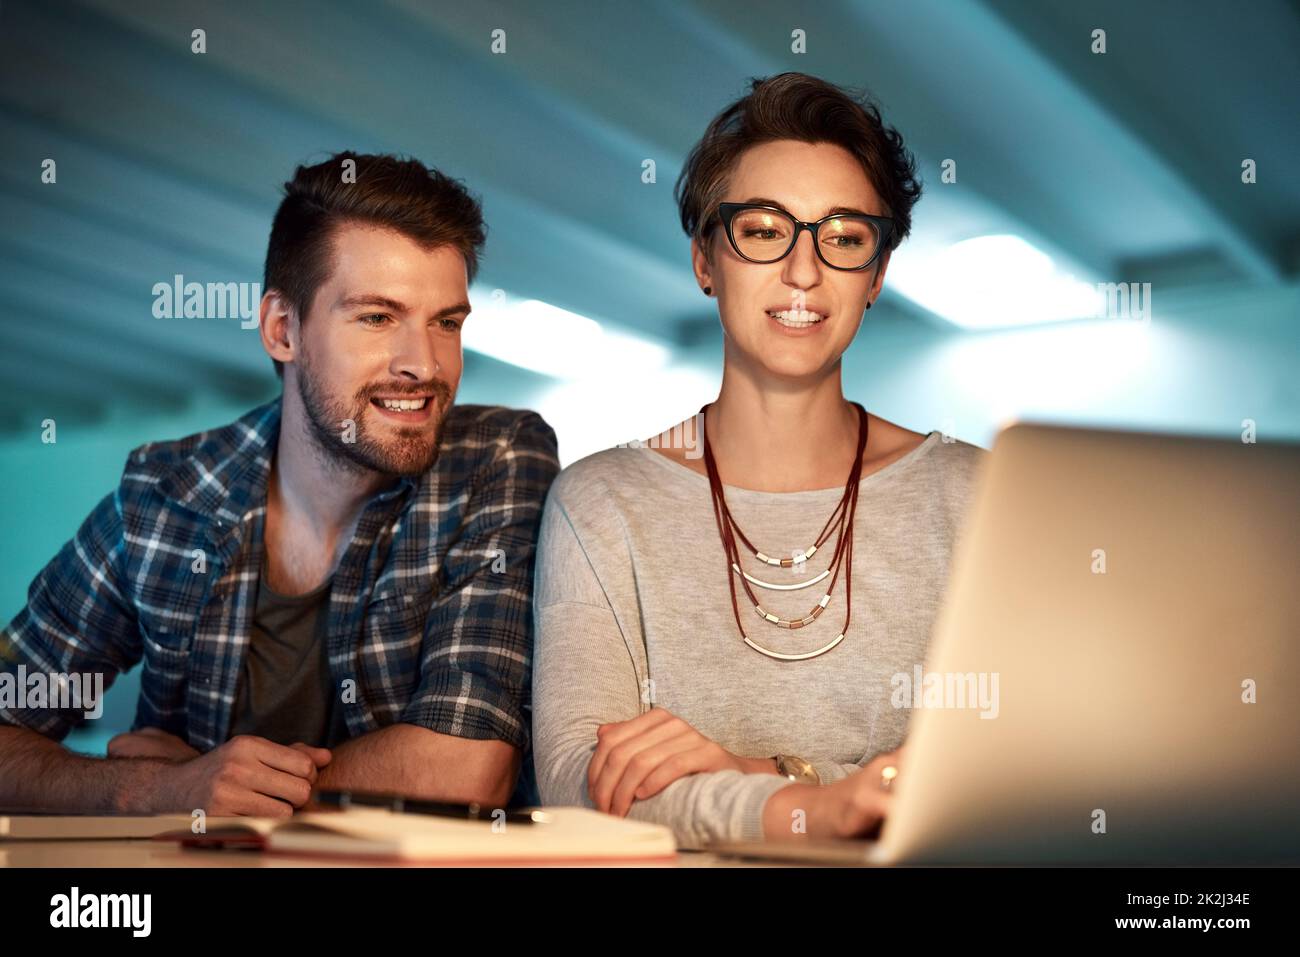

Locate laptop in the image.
[715,421,1300,865]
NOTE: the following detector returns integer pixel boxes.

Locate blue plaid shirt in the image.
[0,398,559,798]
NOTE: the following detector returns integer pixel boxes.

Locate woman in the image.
[531,72,985,848]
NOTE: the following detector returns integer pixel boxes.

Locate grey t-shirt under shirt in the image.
[227,569,350,749]
[531,430,986,848]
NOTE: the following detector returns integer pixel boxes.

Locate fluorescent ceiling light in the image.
[464,293,670,379]
[887,234,1103,330]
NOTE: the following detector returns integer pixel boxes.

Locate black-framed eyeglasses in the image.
[716,202,894,272]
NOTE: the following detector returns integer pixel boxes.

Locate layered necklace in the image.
[701,401,868,661]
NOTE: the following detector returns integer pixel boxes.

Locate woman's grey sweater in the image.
[531,430,986,848]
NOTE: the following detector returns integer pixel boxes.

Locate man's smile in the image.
[369,394,436,422]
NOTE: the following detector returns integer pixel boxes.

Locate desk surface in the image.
[0,838,800,868]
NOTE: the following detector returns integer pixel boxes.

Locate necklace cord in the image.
[700,401,868,646]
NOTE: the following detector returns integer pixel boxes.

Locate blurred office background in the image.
[2,0,1298,750]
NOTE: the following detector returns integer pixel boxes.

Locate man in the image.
[0,152,559,816]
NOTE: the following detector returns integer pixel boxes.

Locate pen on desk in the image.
[314,789,546,824]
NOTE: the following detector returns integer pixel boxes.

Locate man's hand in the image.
[107,728,199,762]
[109,729,331,789]
[153,735,332,817]
[589,708,761,816]
[286,742,332,788]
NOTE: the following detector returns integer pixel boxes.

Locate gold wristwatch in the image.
[774,754,821,785]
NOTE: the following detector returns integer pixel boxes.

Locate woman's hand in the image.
[589,708,759,816]
[828,745,907,838]
[762,745,907,841]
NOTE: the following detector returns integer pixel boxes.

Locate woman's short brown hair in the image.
[674,73,922,257]
[263,151,486,377]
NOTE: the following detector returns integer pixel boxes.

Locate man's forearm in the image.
[315,723,521,807]
[0,726,170,814]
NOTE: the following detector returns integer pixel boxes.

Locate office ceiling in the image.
[1,0,1296,432]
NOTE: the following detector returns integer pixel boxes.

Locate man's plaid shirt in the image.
[0,398,560,785]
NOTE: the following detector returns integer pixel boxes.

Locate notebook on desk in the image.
[2,806,676,863]
[709,421,1300,866]
[163,805,676,863]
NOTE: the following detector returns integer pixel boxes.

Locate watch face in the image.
[779,756,810,780]
[779,756,819,784]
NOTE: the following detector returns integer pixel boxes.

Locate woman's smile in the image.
[766,306,830,335]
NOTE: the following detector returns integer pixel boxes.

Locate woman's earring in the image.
[865,300,873,310]
[703,286,712,296]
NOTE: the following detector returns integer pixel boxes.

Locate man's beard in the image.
[295,349,452,478]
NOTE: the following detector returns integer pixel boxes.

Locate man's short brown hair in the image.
[674,72,922,257]
[263,151,486,377]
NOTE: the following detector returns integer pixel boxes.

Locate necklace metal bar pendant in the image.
[743,632,846,661]
[753,597,830,629]
[753,544,819,568]
[731,563,830,591]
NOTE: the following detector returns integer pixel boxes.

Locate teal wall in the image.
[4,280,1296,755]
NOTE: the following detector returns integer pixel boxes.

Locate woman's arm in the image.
[810,753,895,785]
[530,489,794,849]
